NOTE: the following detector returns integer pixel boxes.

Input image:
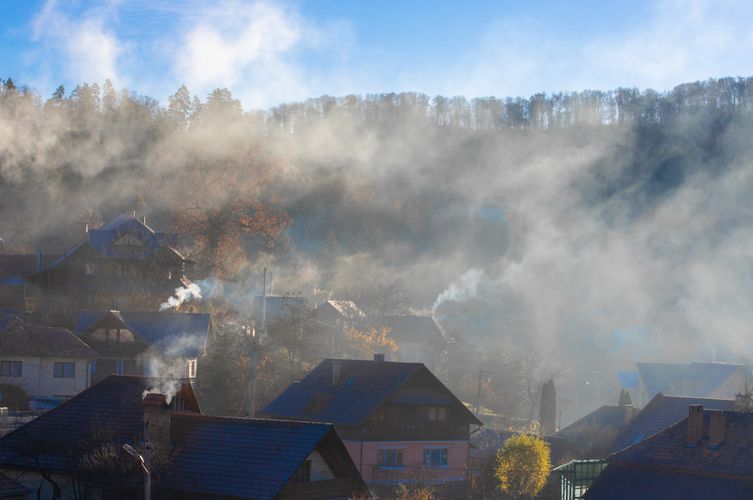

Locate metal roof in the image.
[75,310,210,358]
[262,358,481,426]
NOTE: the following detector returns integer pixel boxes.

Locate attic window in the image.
[428,406,447,421]
[115,234,143,246]
[84,262,96,275]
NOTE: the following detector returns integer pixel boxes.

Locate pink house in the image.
[261,355,482,489]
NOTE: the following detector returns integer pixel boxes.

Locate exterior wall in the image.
[0,356,91,399]
[343,439,469,484]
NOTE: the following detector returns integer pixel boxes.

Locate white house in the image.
[0,316,97,401]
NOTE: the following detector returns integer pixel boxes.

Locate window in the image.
[54,362,75,378]
[84,262,96,275]
[423,448,448,467]
[379,448,403,467]
[0,361,21,377]
[290,460,311,482]
[428,406,447,421]
[187,360,197,378]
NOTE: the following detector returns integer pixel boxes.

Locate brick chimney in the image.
[709,412,726,448]
[143,393,170,464]
[373,353,386,362]
[687,404,704,447]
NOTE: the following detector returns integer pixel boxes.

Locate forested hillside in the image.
[3,75,753,411]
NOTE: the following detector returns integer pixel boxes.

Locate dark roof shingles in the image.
[0,317,97,358]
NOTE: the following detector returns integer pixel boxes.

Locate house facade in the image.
[74,310,210,384]
[25,214,193,324]
[262,356,482,489]
[0,317,97,400]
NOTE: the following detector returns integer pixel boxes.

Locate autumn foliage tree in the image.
[495,433,551,499]
[171,145,291,279]
[344,326,398,359]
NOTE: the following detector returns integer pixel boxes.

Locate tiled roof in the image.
[75,310,210,358]
[637,362,752,399]
[556,405,634,441]
[586,408,753,499]
[0,472,30,497]
[0,376,199,473]
[610,394,735,453]
[0,316,97,358]
[584,465,753,499]
[261,358,481,426]
[166,415,349,499]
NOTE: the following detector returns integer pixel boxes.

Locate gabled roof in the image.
[261,358,481,426]
[75,310,210,358]
[586,409,753,499]
[612,409,753,475]
[0,316,97,358]
[0,375,199,473]
[556,405,635,441]
[165,415,363,499]
[368,315,449,345]
[42,214,185,272]
[637,362,751,399]
[0,375,365,500]
[609,394,735,453]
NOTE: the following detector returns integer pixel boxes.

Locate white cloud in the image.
[173,1,313,108]
[440,0,753,98]
[31,0,123,86]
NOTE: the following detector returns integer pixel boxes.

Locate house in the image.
[316,300,366,326]
[555,399,636,457]
[74,309,211,384]
[0,254,58,313]
[608,393,735,453]
[367,315,451,372]
[0,375,367,499]
[636,361,752,404]
[25,214,192,323]
[0,316,97,401]
[585,405,753,499]
[261,355,482,490]
[253,295,307,326]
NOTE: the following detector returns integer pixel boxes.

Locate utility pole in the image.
[245,268,267,417]
[143,419,151,500]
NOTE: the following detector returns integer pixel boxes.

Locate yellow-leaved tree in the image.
[344,326,398,359]
[495,433,551,499]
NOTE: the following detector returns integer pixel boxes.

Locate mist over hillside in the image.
[3,76,753,419]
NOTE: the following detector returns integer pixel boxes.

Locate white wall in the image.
[0,356,92,399]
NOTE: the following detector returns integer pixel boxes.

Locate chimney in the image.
[709,412,726,448]
[142,393,170,464]
[374,353,386,362]
[687,405,704,447]
[331,361,341,385]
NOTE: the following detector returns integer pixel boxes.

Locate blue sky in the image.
[1,0,752,109]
